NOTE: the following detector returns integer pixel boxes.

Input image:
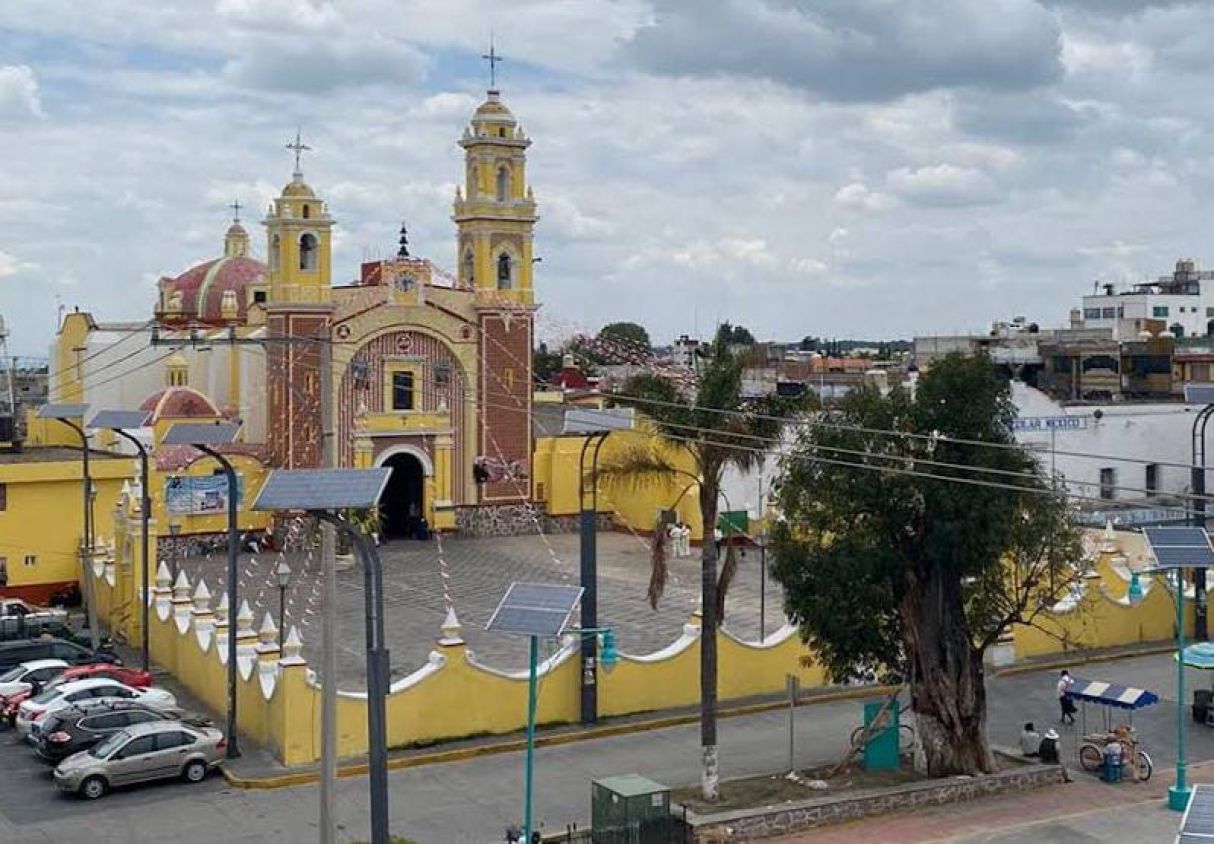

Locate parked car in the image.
[0,659,68,698]
[0,599,67,621]
[15,678,176,739]
[3,663,152,726]
[53,721,226,799]
[34,700,181,763]
[0,638,120,673]
[0,616,92,646]
[47,583,82,609]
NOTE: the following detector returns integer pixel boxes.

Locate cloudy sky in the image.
[0,0,1211,355]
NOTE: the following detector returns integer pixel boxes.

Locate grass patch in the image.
[672,763,924,814]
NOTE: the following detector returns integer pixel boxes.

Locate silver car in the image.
[53,720,226,799]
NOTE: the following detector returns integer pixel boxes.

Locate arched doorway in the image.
[381,453,425,540]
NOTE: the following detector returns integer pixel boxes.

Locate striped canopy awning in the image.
[1067,677,1159,710]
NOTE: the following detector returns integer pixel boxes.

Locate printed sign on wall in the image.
[164,475,245,515]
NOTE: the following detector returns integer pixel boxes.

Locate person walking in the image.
[1058,669,1076,725]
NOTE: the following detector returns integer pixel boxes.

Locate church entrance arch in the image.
[377,447,431,540]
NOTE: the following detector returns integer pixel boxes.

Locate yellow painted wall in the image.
[0,452,129,592]
[533,428,704,539]
[152,453,272,536]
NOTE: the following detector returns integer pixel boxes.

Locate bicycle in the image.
[1078,732,1152,781]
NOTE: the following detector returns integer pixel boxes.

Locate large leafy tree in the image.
[606,325,808,800]
[598,321,652,354]
[770,354,1079,776]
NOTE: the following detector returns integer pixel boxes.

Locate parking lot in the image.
[181,531,786,688]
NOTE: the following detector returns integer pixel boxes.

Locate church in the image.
[52,84,543,539]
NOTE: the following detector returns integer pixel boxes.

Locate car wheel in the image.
[182,759,207,783]
[79,776,107,800]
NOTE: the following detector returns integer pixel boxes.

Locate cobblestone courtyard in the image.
[183,531,786,688]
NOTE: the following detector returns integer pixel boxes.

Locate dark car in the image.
[0,639,119,673]
[34,701,179,763]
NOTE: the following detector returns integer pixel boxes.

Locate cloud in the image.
[623,0,1063,102]
[0,250,37,277]
[834,182,894,211]
[0,65,44,122]
[222,34,426,93]
[886,164,1000,207]
[952,92,1087,145]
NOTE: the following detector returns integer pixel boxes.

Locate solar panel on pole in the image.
[161,421,241,446]
[487,582,584,638]
[37,403,89,419]
[1179,784,1214,836]
[252,469,392,512]
[1144,526,1214,568]
[89,409,152,430]
[1185,385,1214,405]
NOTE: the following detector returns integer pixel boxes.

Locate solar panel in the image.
[1186,385,1214,406]
[89,410,152,430]
[37,403,89,419]
[161,422,241,446]
[252,469,392,512]
[486,582,584,638]
[1180,784,1214,835]
[562,408,635,435]
[1144,526,1214,568]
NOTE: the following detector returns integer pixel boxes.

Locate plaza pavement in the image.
[181,531,785,687]
[1,652,1206,843]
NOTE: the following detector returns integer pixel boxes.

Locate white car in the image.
[15,678,177,740]
[0,598,67,621]
[0,659,68,698]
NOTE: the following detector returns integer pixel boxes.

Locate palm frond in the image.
[598,445,700,489]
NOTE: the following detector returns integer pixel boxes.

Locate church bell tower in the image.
[264,132,334,468]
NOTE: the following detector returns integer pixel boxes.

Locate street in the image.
[0,652,1206,842]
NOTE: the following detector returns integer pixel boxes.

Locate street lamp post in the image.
[274,560,292,650]
[252,467,394,844]
[1185,385,1214,641]
[564,408,633,726]
[90,410,153,672]
[38,404,99,650]
[163,422,242,759]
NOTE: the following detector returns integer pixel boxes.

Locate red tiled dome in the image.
[139,387,221,421]
[159,255,266,324]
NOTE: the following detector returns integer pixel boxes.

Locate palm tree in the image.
[603,327,809,800]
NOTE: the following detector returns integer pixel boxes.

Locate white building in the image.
[1079,259,1214,339]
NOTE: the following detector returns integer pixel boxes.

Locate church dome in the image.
[160,254,266,325]
[282,178,316,198]
[474,90,513,119]
[139,386,222,421]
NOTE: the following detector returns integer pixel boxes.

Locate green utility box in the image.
[861,701,900,771]
[591,774,671,843]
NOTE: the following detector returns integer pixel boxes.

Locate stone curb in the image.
[992,643,1176,678]
[219,683,900,790]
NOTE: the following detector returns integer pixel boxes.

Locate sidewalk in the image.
[769,758,1214,843]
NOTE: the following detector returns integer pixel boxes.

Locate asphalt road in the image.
[0,652,1206,843]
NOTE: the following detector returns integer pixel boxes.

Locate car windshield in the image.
[89,730,128,758]
[0,666,25,682]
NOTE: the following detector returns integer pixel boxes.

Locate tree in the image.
[770,353,1079,777]
[717,322,755,346]
[533,343,563,386]
[604,335,809,800]
[598,321,652,356]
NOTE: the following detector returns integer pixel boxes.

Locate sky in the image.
[1,0,1212,356]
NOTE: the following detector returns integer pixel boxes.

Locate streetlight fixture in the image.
[252,467,393,844]
[488,582,617,844]
[1142,525,1214,812]
[37,403,100,650]
[274,560,292,650]
[162,421,242,758]
[1185,384,1214,641]
[90,409,153,672]
[563,407,633,725]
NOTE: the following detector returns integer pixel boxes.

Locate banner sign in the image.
[1012,415,1087,432]
[164,475,244,515]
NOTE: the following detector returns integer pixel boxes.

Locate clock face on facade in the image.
[396,273,415,291]
[396,334,413,354]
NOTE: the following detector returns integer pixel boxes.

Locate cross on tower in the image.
[229,199,242,223]
[285,128,312,177]
[481,37,503,90]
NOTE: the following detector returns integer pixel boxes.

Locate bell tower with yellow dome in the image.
[264,131,333,469]
[452,87,538,305]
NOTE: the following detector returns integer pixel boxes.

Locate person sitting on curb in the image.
[1020,722,1042,757]
[1038,728,1073,782]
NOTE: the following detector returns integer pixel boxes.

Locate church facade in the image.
[53,87,543,539]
